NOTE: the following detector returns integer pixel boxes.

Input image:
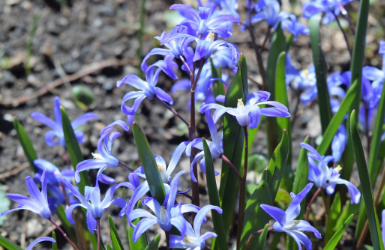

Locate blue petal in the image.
[260,204,286,226]
[193,205,222,238]
[285,183,313,220]
[87,210,97,233]
[71,113,98,129]
[66,203,84,224]
[31,112,58,130]
[133,218,158,242]
[26,237,55,250]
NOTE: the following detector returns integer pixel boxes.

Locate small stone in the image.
[93,18,103,28]
[47,21,59,36]
[62,61,81,74]
[103,79,114,91]
[3,114,13,122]
[26,219,43,238]
[1,71,16,86]
[96,75,107,84]
[98,4,115,17]
[60,99,76,109]
[57,16,69,27]
[26,74,37,85]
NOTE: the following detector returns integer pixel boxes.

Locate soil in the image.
[0,0,384,249]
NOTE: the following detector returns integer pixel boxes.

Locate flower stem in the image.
[333,13,352,58]
[166,232,170,250]
[154,95,189,127]
[305,187,322,221]
[237,126,249,249]
[190,60,199,208]
[259,28,271,53]
[96,219,101,250]
[245,226,274,250]
[221,155,242,181]
[179,55,192,76]
[118,162,135,172]
[49,218,79,250]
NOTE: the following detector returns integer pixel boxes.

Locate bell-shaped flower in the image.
[31,96,98,147]
[169,204,222,249]
[300,142,361,204]
[261,183,321,250]
[200,90,290,128]
[170,4,239,38]
[243,0,290,29]
[303,0,354,25]
[1,171,51,219]
[117,57,177,125]
[281,15,309,41]
[27,237,56,250]
[61,178,133,233]
[141,25,195,72]
[75,120,129,186]
[128,171,190,241]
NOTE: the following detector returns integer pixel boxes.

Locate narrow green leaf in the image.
[0,235,23,250]
[106,243,114,250]
[325,193,342,243]
[13,118,38,172]
[60,107,90,194]
[219,55,247,236]
[144,234,161,250]
[350,110,383,249]
[109,216,124,250]
[316,79,358,156]
[275,51,293,192]
[266,129,290,200]
[258,224,269,249]
[128,201,148,250]
[52,232,58,250]
[309,14,332,134]
[203,139,228,250]
[334,201,359,231]
[210,59,225,102]
[239,172,272,250]
[132,123,165,204]
[324,214,354,250]
[368,82,385,185]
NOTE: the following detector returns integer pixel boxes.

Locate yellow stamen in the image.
[92,153,104,160]
[206,31,215,43]
[183,236,191,243]
[300,68,309,79]
[335,165,342,173]
[237,98,244,108]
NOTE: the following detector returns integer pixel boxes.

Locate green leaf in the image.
[266,129,290,200]
[334,201,359,231]
[210,59,225,102]
[61,107,90,194]
[13,118,38,172]
[239,172,272,250]
[266,23,286,156]
[368,81,385,185]
[309,14,332,134]
[0,235,23,250]
[132,123,165,204]
[144,234,161,250]
[52,232,58,250]
[258,224,269,250]
[325,193,342,243]
[109,216,124,250]
[275,188,291,210]
[316,79,359,156]
[219,55,247,236]
[128,201,148,250]
[72,85,96,110]
[324,214,354,250]
[350,110,383,250]
[203,139,228,250]
[106,243,114,250]
[275,51,293,192]
[247,153,268,174]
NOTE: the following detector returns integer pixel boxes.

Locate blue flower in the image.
[128,171,189,241]
[117,57,177,125]
[243,0,290,29]
[169,204,222,249]
[281,15,310,41]
[75,120,129,186]
[200,90,290,128]
[301,143,361,204]
[27,237,55,250]
[303,0,354,25]
[61,178,133,233]
[292,65,316,92]
[331,124,347,162]
[170,4,239,38]
[261,183,321,250]
[285,55,300,87]
[31,96,98,147]
[1,171,51,219]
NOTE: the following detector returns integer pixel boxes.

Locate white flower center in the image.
[237,98,245,109]
[300,68,309,79]
[205,31,215,43]
[92,153,104,160]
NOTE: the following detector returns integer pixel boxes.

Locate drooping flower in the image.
[301,143,361,204]
[200,90,290,128]
[128,171,191,241]
[75,120,129,186]
[117,57,178,125]
[170,4,240,39]
[31,96,98,147]
[243,0,290,29]
[302,0,354,25]
[261,183,322,250]
[169,204,222,249]
[0,171,51,219]
[61,178,133,233]
[27,237,56,250]
[281,15,310,41]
